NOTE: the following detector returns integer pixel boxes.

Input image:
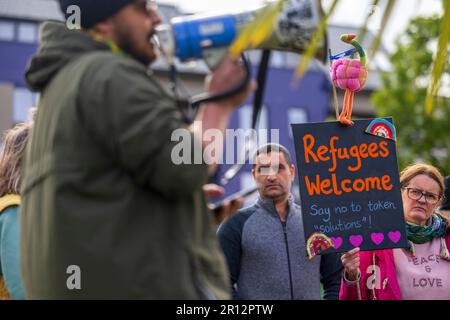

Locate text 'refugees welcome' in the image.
[302,134,393,196]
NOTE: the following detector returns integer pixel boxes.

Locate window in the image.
[18,22,37,43]
[285,52,300,68]
[239,104,269,150]
[238,104,268,130]
[13,87,38,123]
[240,172,259,207]
[270,51,284,68]
[0,20,15,41]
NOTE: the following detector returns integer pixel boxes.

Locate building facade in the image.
[0,0,388,202]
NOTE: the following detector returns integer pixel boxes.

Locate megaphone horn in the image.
[155,0,328,68]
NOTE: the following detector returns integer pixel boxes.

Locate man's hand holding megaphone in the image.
[205,56,257,109]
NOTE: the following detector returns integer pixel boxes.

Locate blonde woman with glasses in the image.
[0,122,32,299]
[340,163,449,300]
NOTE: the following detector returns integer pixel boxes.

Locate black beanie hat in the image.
[441,176,450,211]
[59,0,136,29]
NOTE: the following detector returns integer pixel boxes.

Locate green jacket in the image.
[21,21,230,299]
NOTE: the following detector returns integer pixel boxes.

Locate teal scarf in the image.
[406,213,447,244]
[405,213,450,260]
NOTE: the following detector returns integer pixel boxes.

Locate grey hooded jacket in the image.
[218,197,342,300]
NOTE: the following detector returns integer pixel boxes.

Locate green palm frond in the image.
[295,0,340,79]
[229,0,288,58]
[425,0,450,114]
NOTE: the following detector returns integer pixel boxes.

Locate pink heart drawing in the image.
[388,231,401,243]
[349,235,363,247]
[371,233,384,245]
[331,237,343,249]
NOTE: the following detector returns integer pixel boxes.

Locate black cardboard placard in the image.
[291,118,408,254]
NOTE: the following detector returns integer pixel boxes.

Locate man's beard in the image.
[115,28,155,65]
[263,187,287,200]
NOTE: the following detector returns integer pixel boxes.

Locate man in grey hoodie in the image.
[218,143,342,299]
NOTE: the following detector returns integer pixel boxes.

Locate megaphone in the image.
[156,0,328,68]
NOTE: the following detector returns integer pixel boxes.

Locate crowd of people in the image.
[0,0,448,300]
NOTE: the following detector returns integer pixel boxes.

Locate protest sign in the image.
[291,118,408,257]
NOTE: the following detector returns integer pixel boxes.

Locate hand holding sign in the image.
[341,247,361,281]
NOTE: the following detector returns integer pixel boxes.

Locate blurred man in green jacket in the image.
[21,0,253,299]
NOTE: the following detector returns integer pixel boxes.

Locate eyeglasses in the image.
[402,187,441,204]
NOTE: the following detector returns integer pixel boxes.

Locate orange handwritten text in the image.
[303,134,389,173]
[305,174,393,196]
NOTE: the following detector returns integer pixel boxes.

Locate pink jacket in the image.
[339,235,450,300]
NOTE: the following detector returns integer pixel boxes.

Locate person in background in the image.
[21,0,254,299]
[340,163,450,300]
[0,122,32,300]
[218,143,342,300]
